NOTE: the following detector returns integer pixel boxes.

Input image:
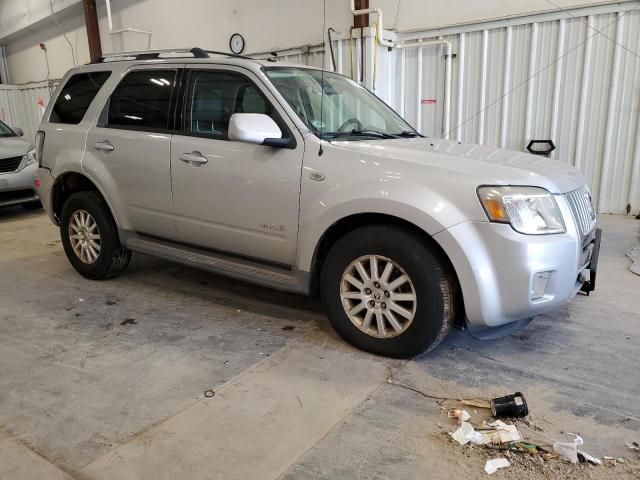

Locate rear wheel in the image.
[60,191,131,280]
[320,225,457,358]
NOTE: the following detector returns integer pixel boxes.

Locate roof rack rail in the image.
[93,47,254,64]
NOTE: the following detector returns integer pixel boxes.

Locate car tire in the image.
[60,191,131,280]
[320,225,457,358]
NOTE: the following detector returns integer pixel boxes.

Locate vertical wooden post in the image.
[83,0,102,62]
[353,0,370,28]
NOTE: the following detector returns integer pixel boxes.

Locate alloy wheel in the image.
[68,209,101,264]
[340,255,417,338]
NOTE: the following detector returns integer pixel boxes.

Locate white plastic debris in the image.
[553,433,584,464]
[577,450,602,465]
[450,422,476,445]
[450,422,488,446]
[485,420,522,444]
[448,408,471,424]
[484,458,510,475]
[626,442,640,452]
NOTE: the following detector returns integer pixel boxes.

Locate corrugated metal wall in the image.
[434,5,640,214]
[0,81,52,142]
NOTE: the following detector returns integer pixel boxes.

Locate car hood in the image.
[0,136,33,159]
[333,137,585,194]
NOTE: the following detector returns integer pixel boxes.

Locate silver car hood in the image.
[0,136,32,159]
[336,137,585,194]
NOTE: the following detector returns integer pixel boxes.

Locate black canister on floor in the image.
[490,392,529,418]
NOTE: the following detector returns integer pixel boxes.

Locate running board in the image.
[126,237,311,295]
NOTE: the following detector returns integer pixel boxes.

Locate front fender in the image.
[297,176,477,272]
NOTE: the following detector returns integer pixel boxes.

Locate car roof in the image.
[68,48,323,74]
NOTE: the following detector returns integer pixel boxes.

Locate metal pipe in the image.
[395,37,453,140]
[350,0,394,48]
[0,45,9,84]
[443,39,452,139]
[456,33,465,143]
[416,46,423,133]
[105,0,152,40]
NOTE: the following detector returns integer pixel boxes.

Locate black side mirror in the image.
[262,137,291,148]
[13,127,24,137]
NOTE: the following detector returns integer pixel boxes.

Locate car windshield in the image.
[264,67,418,141]
[0,120,17,138]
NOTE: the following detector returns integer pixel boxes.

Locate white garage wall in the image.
[2,0,351,84]
[0,0,621,84]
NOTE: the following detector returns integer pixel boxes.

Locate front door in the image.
[170,67,303,265]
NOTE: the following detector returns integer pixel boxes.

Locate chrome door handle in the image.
[94,141,114,152]
[180,151,208,165]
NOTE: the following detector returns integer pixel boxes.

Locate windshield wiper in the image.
[397,130,420,137]
[323,129,397,140]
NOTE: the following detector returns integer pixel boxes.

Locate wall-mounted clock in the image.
[229,33,246,54]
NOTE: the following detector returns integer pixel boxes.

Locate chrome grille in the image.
[565,187,596,236]
[0,156,23,173]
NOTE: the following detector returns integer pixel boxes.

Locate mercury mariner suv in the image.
[35,48,601,358]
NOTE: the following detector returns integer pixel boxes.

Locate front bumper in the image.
[0,161,39,207]
[35,167,57,224]
[435,218,598,328]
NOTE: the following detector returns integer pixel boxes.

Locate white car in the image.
[0,120,39,208]
[35,48,600,358]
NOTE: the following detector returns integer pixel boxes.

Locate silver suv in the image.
[35,48,600,358]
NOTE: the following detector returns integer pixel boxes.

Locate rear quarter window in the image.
[50,71,111,124]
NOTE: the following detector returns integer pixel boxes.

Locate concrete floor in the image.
[0,209,638,479]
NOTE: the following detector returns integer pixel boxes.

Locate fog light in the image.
[530,272,551,300]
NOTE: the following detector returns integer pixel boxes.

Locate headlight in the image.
[477,186,565,235]
[23,148,37,167]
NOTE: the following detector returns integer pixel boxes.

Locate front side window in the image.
[265,67,417,140]
[50,71,111,124]
[0,120,17,138]
[186,70,278,139]
[106,70,176,131]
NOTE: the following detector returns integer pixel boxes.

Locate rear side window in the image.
[106,70,176,131]
[50,71,111,124]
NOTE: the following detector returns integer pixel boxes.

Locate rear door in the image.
[170,66,304,265]
[84,65,182,239]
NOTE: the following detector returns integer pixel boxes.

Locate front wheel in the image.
[60,191,131,280]
[320,225,457,358]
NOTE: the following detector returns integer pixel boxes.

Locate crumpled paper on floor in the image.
[484,458,510,475]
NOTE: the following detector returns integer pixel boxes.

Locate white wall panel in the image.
[359,3,640,213]
[0,82,52,142]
